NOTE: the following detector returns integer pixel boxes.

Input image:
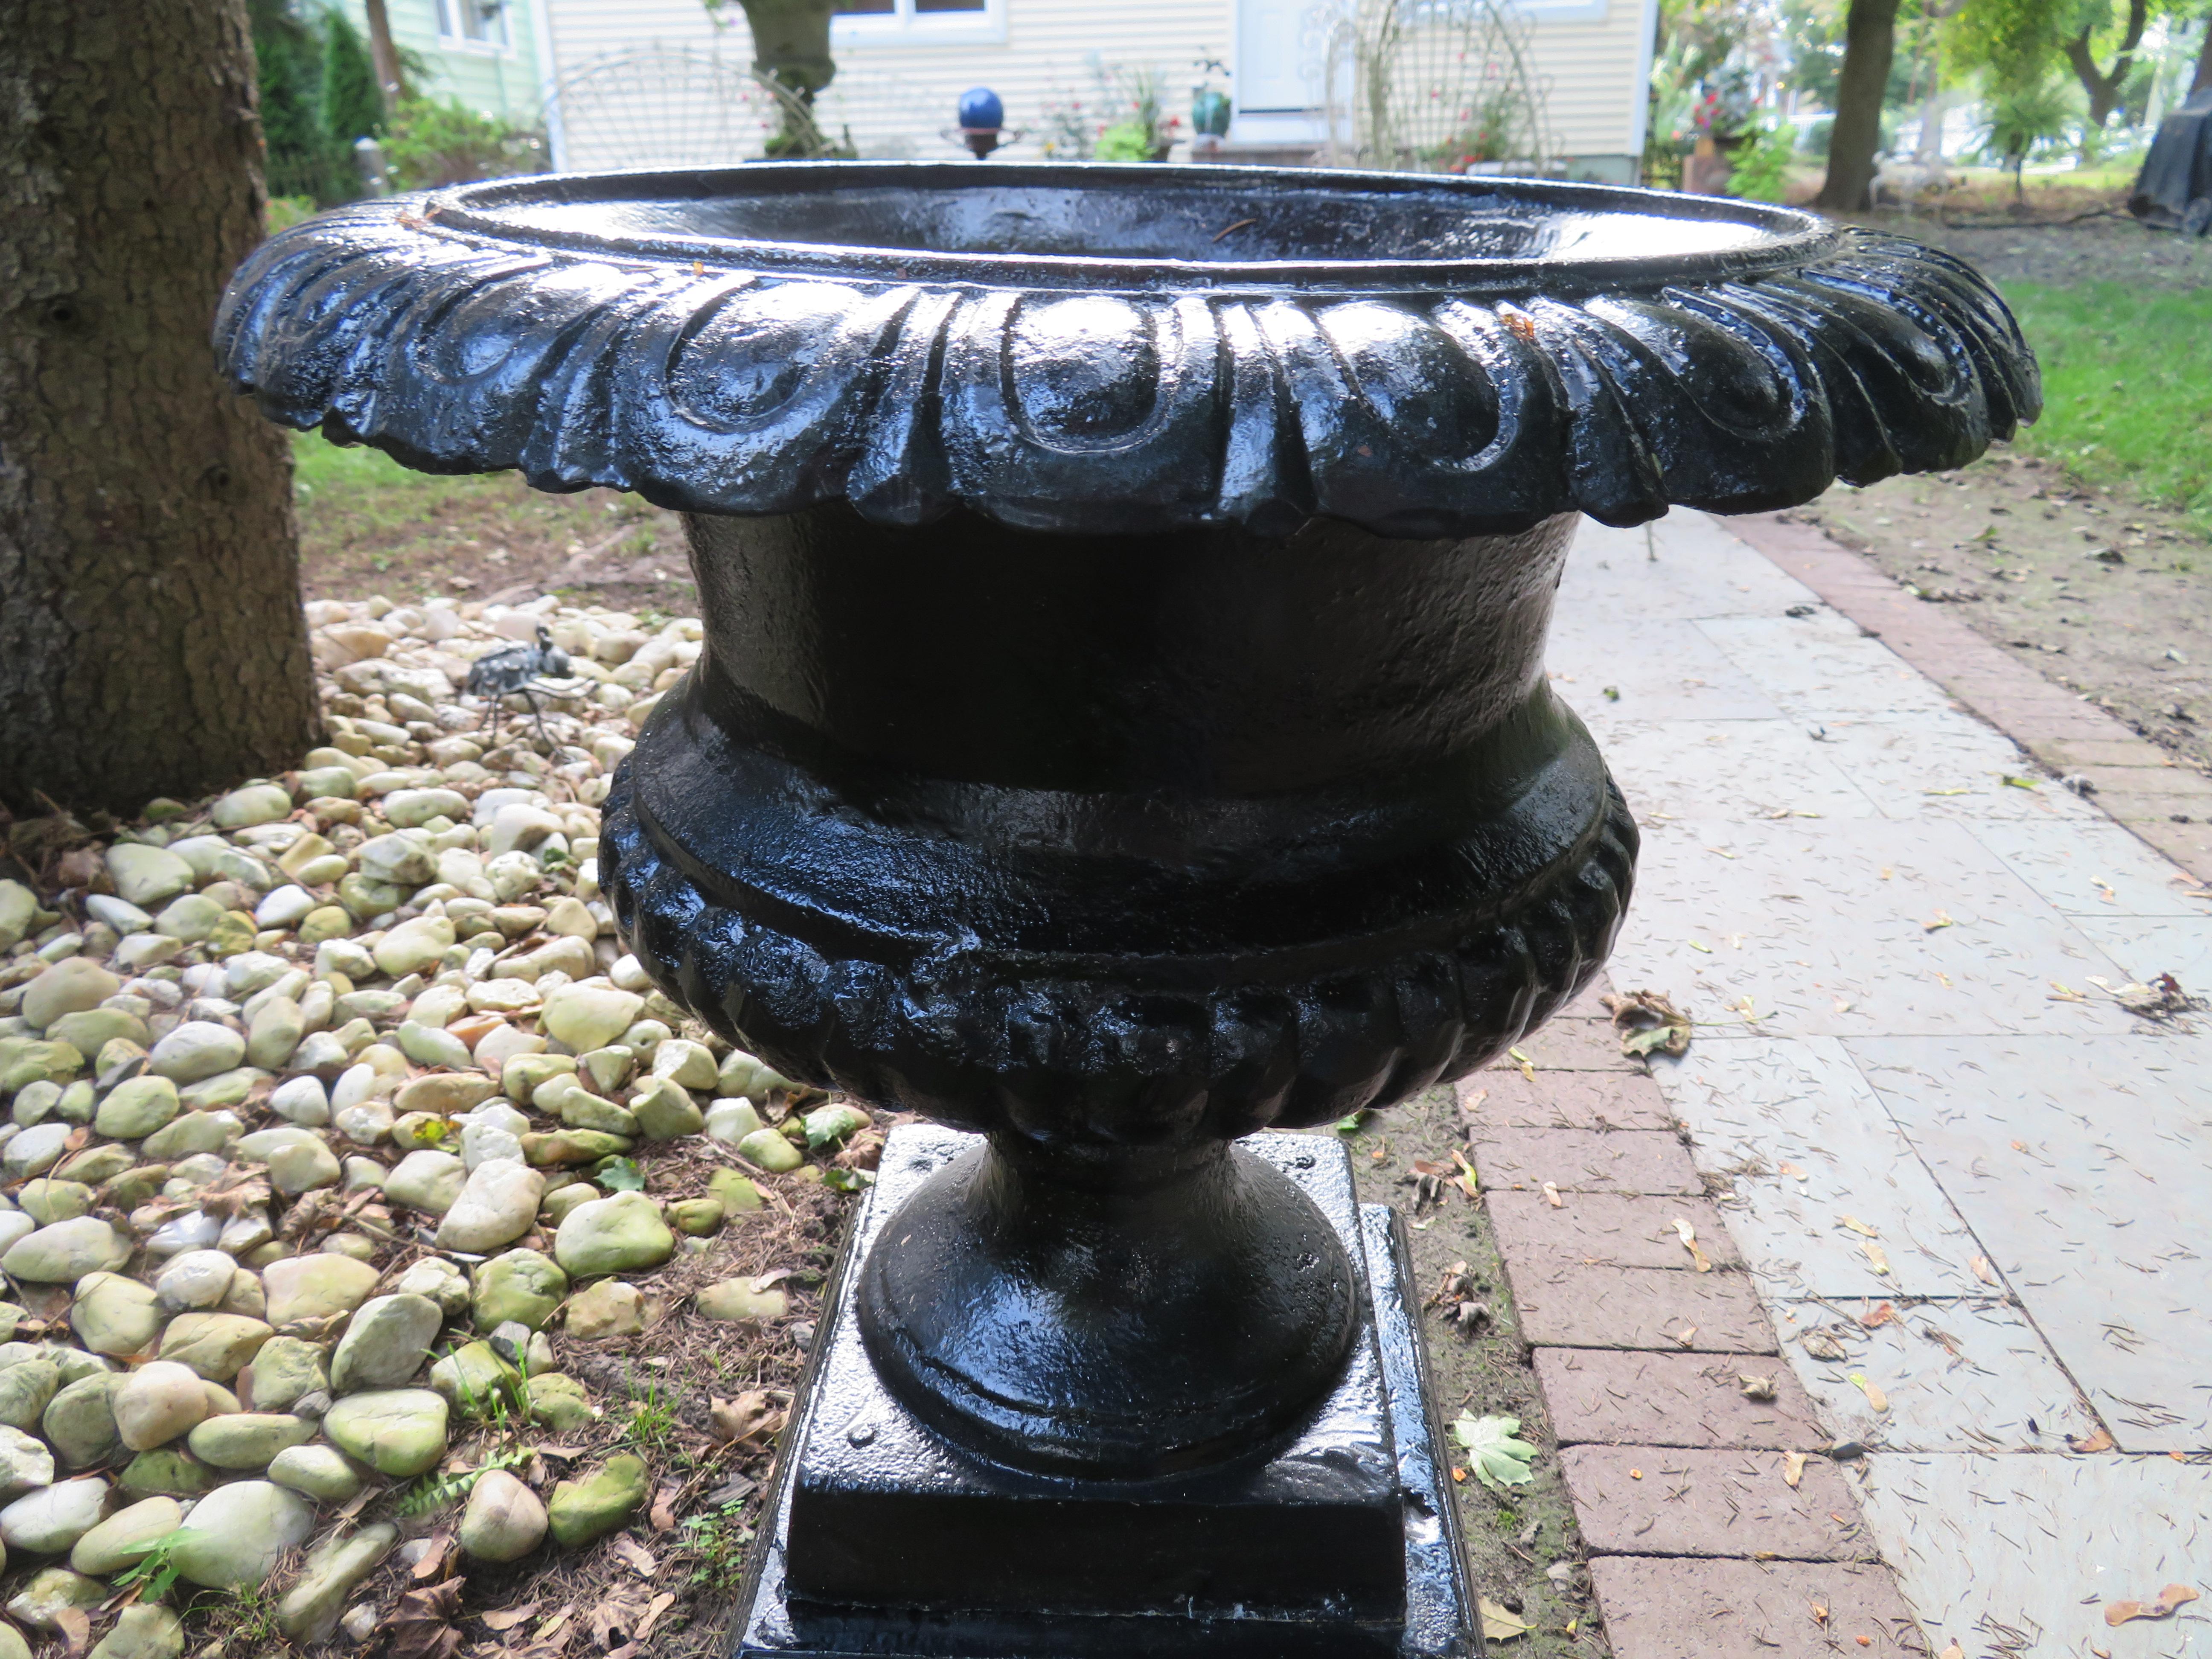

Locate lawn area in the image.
[1998,282,2212,530]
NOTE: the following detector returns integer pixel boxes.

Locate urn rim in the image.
[216,163,2040,539]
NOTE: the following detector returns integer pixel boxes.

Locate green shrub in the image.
[1728,122,1797,203]
[320,6,384,145]
[383,96,545,191]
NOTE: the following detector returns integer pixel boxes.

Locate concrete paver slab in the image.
[1535,1348,1827,1450]
[1847,1035,2212,1451]
[1595,719,1884,823]
[1548,620,1786,723]
[1700,614,1963,722]
[1469,1126,1703,1195]
[1773,1298,2103,1453]
[1589,1557,1928,1659]
[1559,516,1823,623]
[2064,912,2212,986]
[1968,817,2212,918]
[1489,1191,1745,1271]
[1607,817,2141,1039]
[1563,1445,1872,1559]
[1505,1263,1780,1353]
[1665,1037,1988,1298]
[1853,1453,2212,1659]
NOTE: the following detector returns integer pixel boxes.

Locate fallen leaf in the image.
[2001,774,2039,790]
[1508,1046,1536,1080]
[1923,911,1954,931]
[1688,939,1713,954]
[1863,1239,1891,1276]
[1740,1374,1776,1401]
[1839,1215,1880,1238]
[610,1535,658,1578]
[2068,1426,2116,1454]
[649,1485,681,1531]
[413,1530,457,1582]
[1857,1637,1873,1647]
[52,1608,90,1658]
[1450,1464,1467,1483]
[480,1605,541,1633]
[1969,1256,1998,1286]
[1479,1597,1531,1642]
[1541,1181,1563,1208]
[1810,1600,1830,1626]
[1782,1451,1806,1489]
[2105,1585,2198,1626]
[375,1576,467,1659]
[1858,1302,1897,1329]
[587,1592,654,1650]
[1601,990,1695,1057]
[1939,1643,1963,1659]
[1449,1149,1479,1200]
[1778,1161,1808,1181]
[1848,1373,1889,1412]
[1673,1325,1698,1349]
[710,1391,786,1446]
[635,1593,678,1642]
[1451,1414,1539,1493]
[1628,1467,1643,1479]
[1673,1217,1712,1272]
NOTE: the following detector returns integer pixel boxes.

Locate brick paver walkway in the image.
[1479,511,2211,1659]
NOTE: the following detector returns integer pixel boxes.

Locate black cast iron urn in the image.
[218,164,2036,1656]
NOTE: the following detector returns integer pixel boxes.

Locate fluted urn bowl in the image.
[219,164,2036,1481]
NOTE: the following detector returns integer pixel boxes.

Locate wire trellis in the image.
[1322,0,1552,174]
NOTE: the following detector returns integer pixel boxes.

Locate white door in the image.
[1236,0,1318,114]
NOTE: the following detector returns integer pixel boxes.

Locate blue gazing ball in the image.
[958,86,1004,131]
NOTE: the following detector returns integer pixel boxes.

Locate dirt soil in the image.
[1877,211,2212,291]
[1348,1083,1603,1658]
[1785,448,2212,781]
[294,472,694,620]
[1765,211,2212,785]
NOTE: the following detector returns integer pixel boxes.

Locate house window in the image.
[436,0,512,50]
[832,0,996,39]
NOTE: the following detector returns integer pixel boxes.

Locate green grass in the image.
[290,428,501,519]
[2002,281,2212,529]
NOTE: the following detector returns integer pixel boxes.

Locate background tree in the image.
[0,0,320,815]
[1815,0,1903,207]
[321,7,387,146]
[250,0,349,200]
[702,0,855,157]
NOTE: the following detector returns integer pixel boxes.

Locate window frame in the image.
[830,0,1005,49]
[434,0,516,56]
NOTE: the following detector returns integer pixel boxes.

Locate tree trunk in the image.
[2063,0,2150,130]
[0,0,319,816]
[363,0,407,108]
[2192,19,2212,94]
[1816,0,1901,211]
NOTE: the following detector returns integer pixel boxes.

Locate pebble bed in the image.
[0,592,878,1656]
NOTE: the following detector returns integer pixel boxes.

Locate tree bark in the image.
[1816,0,1901,211]
[2063,0,2150,129]
[0,0,319,815]
[2192,17,2212,95]
[364,0,407,108]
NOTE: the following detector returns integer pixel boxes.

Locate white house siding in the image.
[539,0,1652,175]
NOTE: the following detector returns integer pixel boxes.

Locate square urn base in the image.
[728,1125,1477,1658]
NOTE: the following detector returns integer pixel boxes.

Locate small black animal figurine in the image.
[463,623,573,748]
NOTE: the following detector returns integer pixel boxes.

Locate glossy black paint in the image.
[216,165,2040,541]
[732,1125,1475,1657]
[212,164,2037,1656]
